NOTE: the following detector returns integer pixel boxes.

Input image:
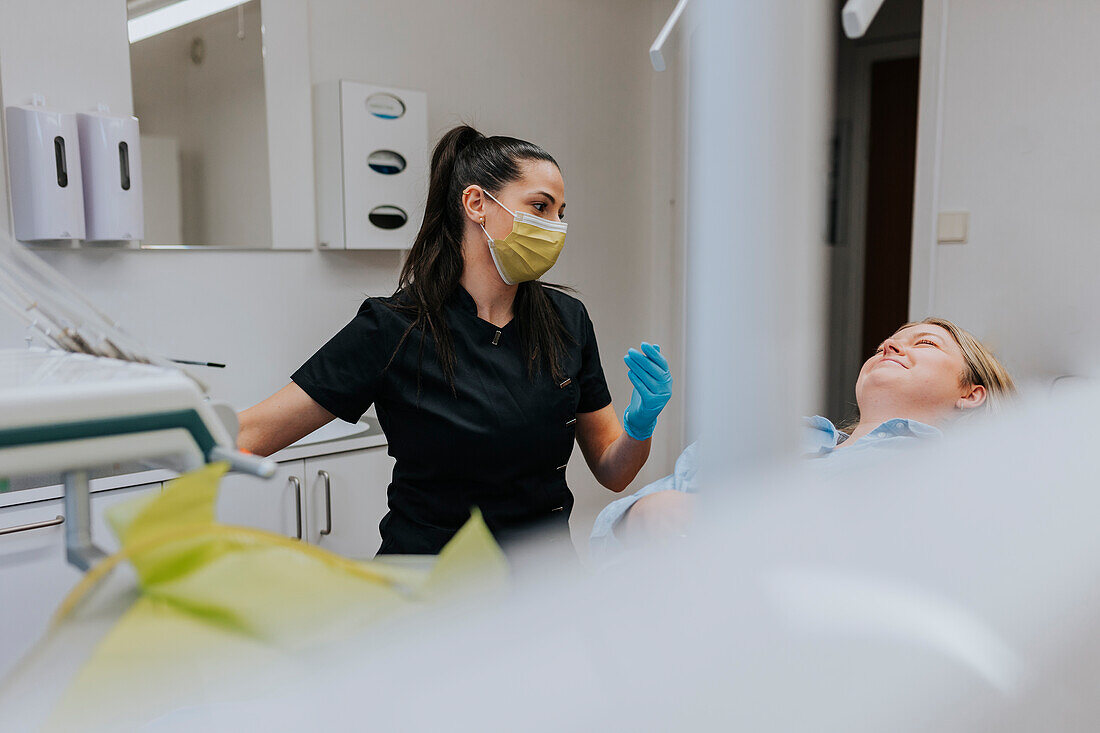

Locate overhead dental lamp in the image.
[841,0,887,39]
[650,0,889,69]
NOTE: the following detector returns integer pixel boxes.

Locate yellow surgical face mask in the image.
[478,189,567,285]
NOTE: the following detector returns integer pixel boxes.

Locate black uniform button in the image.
[491,330,501,346]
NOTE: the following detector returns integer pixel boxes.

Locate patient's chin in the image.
[860,368,909,392]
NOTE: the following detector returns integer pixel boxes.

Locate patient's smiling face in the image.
[854,323,986,423]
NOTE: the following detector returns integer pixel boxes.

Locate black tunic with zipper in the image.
[291,285,612,555]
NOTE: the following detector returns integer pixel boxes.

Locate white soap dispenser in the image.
[4,95,86,242]
[76,104,145,242]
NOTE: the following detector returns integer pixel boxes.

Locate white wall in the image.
[911,0,1100,384]
[0,0,684,548]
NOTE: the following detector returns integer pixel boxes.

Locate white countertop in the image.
[0,419,387,508]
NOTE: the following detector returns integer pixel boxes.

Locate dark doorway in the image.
[860,56,920,358]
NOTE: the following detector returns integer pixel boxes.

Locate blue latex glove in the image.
[622,342,673,441]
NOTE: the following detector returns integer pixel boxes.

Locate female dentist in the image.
[238,125,672,555]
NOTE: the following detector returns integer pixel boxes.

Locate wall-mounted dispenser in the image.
[76,106,144,242]
[314,81,427,250]
[4,97,86,242]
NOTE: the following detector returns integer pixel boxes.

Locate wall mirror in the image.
[126,0,314,249]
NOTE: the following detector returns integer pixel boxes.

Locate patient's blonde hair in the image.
[903,317,1016,412]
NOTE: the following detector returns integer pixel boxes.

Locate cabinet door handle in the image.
[318,470,333,536]
[0,515,64,536]
[289,476,302,540]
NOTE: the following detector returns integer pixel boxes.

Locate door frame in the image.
[828,37,921,419]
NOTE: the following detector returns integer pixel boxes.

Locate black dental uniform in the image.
[291,285,612,555]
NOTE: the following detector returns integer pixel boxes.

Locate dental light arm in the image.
[650,0,690,71]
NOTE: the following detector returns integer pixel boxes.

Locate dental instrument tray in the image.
[0,348,274,570]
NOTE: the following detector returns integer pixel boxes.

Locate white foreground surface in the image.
[5,384,1100,731]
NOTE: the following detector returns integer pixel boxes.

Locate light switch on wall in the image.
[937,211,969,243]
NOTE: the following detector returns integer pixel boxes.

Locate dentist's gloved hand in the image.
[622,342,673,441]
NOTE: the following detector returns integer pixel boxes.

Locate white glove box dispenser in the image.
[314,81,427,250]
[4,103,86,242]
[76,110,144,242]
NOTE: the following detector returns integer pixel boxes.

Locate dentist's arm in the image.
[237,383,335,457]
[576,342,673,492]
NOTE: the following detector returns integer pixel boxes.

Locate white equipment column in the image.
[686,0,833,478]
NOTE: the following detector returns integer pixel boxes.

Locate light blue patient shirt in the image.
[589,416,942,559]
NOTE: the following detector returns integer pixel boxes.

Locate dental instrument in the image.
[0,229,273,570]
[0,224,172,368]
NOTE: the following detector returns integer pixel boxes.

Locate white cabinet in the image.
[0,498,81,680]
[0,439,389,679]
[0,481,160,679]
[303,447,394,559]
[216,447,393,558]
[217,460,306,539]
[91,482,162,554]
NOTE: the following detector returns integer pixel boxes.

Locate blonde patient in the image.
[590,318,1017,556]
[842,317,1015,441]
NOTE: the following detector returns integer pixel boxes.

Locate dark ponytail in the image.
[389,125,572,391]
